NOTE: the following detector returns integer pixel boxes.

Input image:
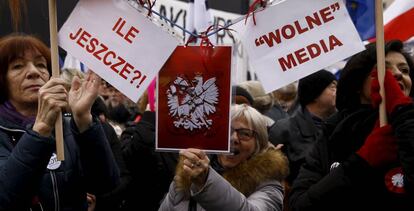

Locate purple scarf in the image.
[0,101,36,128]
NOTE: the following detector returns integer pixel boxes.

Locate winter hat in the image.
[298,70,336,106]
[232,85,254,105]
[238,81,274,114]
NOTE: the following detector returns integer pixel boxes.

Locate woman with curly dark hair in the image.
[289,40,414,211]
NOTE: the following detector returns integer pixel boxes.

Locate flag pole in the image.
[48,0,65,160]
[375,0,387,127]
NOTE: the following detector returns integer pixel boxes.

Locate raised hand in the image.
[33,78,68,137]
[357,123,398,167]
[370,68,412,115]
[179,148,210,190]
[69,71,101,132]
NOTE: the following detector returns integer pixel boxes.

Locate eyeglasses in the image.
[230,127,256,141]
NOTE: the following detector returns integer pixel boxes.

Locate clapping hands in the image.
[69,71,101,132]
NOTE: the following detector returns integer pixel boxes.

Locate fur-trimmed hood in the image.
[175,147,289,197]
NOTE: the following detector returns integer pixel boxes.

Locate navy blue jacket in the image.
[0,115,120,211]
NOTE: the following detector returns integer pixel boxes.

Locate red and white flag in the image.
[384,0,414,42]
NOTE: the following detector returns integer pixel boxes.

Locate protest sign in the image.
[59,0,179,102]
[233,0,365,93]
[156,46,232,152]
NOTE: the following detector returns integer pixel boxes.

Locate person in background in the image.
[271,82,300,115]
[289,40,414,211]
[0,34,119,210]
[121,106,178,211]
[159,104,289,211]
[61,68,131,211]
[105,84,131,134]
[266,82,299,121]
[232,85,254,106]
[270,70,337,184]
[238,80,275,115]
[98,80,110,101]
[269,70,337,211]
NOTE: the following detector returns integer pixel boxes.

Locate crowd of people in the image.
[1,31,414,211]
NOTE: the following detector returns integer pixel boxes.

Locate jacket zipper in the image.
[0,125,25,144]
[50,171,60,211]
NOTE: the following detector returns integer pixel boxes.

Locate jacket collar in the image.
[222,148,288,196]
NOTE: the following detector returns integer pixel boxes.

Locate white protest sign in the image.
[233,0,365,93]
[59,0,179,102]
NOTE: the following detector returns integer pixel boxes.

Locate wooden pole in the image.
[48,0,65,160]
[375,0,387,127]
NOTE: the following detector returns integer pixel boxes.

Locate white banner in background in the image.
[233,0,365,93]
[59,0,179,102]
[152,0,241,44]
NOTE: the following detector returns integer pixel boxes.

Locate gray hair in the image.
[60,68,84,89]
[231,104,269,154]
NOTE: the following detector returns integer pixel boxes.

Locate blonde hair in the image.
[231,104,269,154]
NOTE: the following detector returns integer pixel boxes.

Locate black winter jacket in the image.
[0,116,120,211]
[289,105,414,211]
[121,111,178,211]
[269,107,324,184]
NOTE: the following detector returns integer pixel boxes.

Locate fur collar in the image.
[175,147,289,197]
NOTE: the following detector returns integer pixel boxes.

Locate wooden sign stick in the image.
[375,0,387,127]
[48,0,65,160]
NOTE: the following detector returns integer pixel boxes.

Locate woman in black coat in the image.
[0,34,119,210]
[289,40,414,211]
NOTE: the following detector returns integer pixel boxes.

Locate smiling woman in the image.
[159,104,289,211]
[289,40,414,211]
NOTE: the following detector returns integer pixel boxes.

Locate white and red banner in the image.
[384,0,414,42]
[59,0,179,102]
[233,0,365,93]
[156,46,232,152]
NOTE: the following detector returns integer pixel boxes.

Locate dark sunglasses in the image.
[231,127,257,141]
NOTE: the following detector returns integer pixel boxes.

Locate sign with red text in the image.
[156,46,232,152]
[233,0,364,93]
[59,0,179,102]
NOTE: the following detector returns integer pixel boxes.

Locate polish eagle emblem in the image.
[166,75,219,131]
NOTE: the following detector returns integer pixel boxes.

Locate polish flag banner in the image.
[384,0,414,42]
[59,0,179,102]
[233,0,364,93]
[156,46,232,152]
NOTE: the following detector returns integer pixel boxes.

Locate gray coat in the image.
[159,148,288,211]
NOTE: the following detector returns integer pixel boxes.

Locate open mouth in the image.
[231,148,240,156]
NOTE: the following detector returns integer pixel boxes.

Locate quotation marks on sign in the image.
[254,2,341,48]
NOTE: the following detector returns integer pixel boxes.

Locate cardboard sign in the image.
[233,0,365,93]
[59,0,179,102]
[156,46,232,152]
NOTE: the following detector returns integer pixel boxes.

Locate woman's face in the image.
[360,51,412,104]
[218,118,256,169]
[6,50,50,107]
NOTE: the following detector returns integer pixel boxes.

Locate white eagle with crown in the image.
[166,74,219,131]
